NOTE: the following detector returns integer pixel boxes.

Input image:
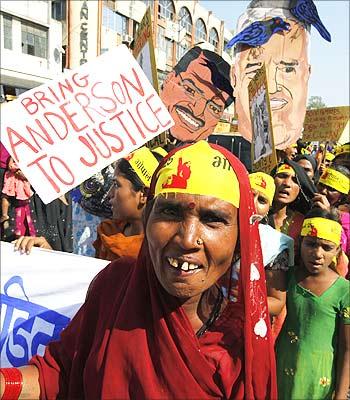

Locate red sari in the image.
[30,143,277,399]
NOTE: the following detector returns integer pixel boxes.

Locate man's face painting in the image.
[161,53,229,142]
[232,20,310,150]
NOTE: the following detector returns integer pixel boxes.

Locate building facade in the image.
[0,0,64,102]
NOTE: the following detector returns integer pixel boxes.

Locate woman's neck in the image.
[123,219,144,237]
[181,286,222,334]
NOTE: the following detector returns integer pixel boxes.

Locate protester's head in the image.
[161,46,234,142]
[109,147,165,221]
[273,159,317,213]
[299,207,342,274]
[231,5,310,149]
[333,143,350,170]
[324,152,335,168]
[249,172,275,217]
[294,154,318,181]
[284,144,298,160]
[317,164,350,207]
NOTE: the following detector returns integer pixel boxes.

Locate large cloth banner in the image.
[0,45,174,204]
[0,241,109,367]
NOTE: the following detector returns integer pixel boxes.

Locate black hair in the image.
[333,142,350,169]
[173,46,234,108]
[328,163,350,178]
[116,151,164,193]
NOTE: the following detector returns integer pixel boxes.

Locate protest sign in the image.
[0,45,174,204]
[0,241,109,367]
[302,106,350,142]
[214,121,231,134]
[249,65,277,174]
[133,7,159,93]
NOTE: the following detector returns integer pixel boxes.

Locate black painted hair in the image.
[173,46,234,108]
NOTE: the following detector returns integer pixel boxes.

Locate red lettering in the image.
[26,121,54,149]
[74,92,106,123]
[126,109,146,139]
[136,100,159,133]
[21,97,38,115]
[33,91,55,109]
[49,156,75,185]
[43,112,69,140]
[99,121,124,154]
[59,101,88,132]
[91,82,117,113]
[86,130,112,158]
[78,135,98,167]
[27,154,60,193]
[58,78,75,100]
[146,94,172,128]
[72,72,89,88]
[120,67,145,104]
[6,127,39,162]
[47,86,60,102]
[109,111,136,145]
[111,81,126,104]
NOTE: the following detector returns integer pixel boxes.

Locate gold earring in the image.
[196,238,203,245]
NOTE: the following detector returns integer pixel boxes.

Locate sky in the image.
[201,0,350,107]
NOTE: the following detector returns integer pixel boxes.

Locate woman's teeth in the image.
[167,257,200,271]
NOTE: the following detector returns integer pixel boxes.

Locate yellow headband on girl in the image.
[275,164,296,177]
[301,217,342,246]
[154,141,240,207]
[319,168,350,195]
[249,172,275,205]
[125,147,160,187]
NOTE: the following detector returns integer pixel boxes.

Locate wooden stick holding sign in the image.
[0,45,174,204]
[248,64,277,174]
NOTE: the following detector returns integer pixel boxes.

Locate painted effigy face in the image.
[161,53,230,142]
[232,20,310,149]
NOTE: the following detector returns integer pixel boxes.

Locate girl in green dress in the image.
[276,208,350,400]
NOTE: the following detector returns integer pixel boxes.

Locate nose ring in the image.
[196,238,203,245]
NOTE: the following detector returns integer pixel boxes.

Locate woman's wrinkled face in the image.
[296,159,314,179]
[301,236,339,275]
[274,172,300,205]
[146,193,238,299]
[108,169,140,221]
[317,182,342,206]
[252,189,270,217]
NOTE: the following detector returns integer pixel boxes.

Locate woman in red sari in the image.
[0,141,276,399]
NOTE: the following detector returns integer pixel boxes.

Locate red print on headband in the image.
[162,158,191,189]
[258,177,267,189]
[310,224,318,237]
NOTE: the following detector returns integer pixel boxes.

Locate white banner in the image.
[0,241,109,367]
[0,45,174,204]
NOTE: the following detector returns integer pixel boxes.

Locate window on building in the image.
[158,0,174,21]
[209,27,219,51]
[52,0,66,21]
[21,21,48,58]
[102,6,128,35]
[3,15,12,50]
[157,26,166,50]
[165,38,172,61]
[179,7,192,35]
[176,41,188,62]
[194,18,206,43]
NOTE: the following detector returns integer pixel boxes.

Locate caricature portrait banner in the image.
[160,46,234,142]
[229,0,331,150]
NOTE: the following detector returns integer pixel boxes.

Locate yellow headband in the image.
[335,143,350,156]
[154,141,240,207]
[276,164,296,177]
[152,147,168,157]
[319,168,350,195]
[125,147,159,187]
[325,152,335,162]
[249,172,275,205]
[301,217,342,246]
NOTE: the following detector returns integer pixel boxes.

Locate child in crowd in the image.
[276,208,349,399]
[0,156,35,236]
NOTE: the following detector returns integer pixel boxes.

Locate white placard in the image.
[0,45,174,203]
[0,241,109,367]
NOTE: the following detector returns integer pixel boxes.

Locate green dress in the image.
[276,273,350,400]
